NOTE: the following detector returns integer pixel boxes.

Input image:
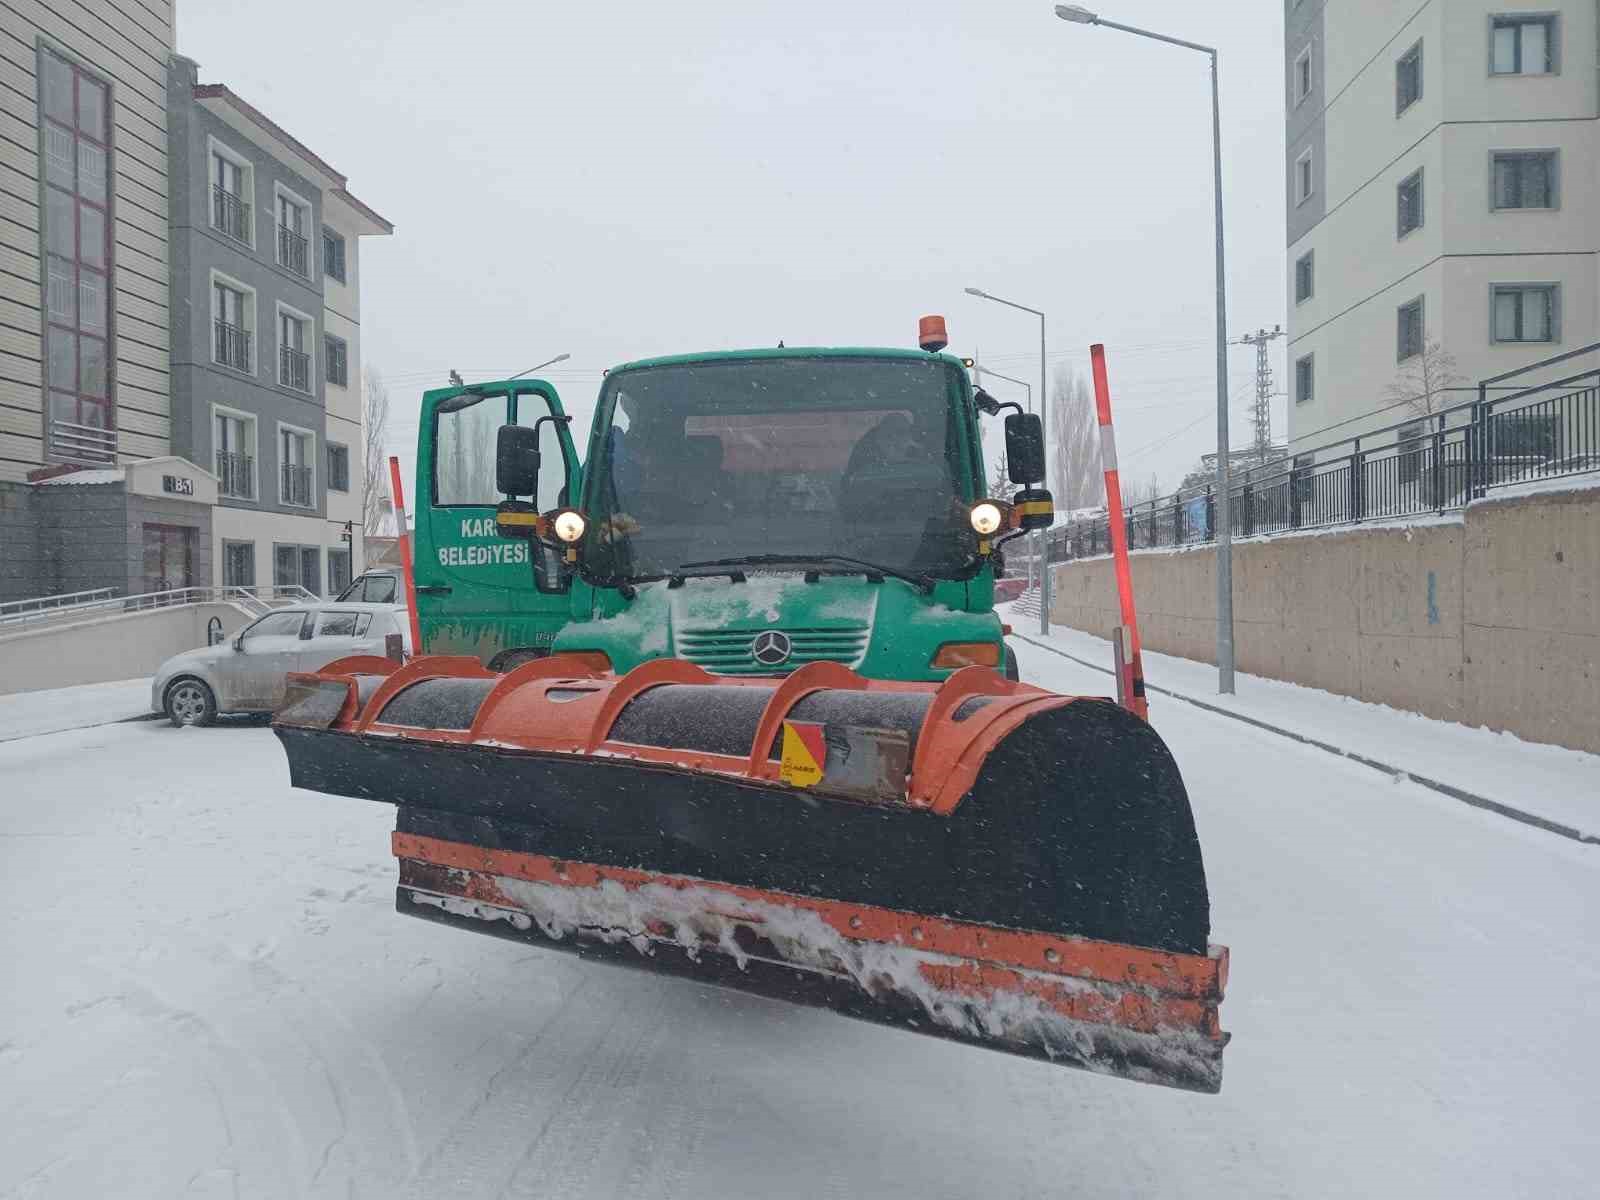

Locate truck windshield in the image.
[582,356,977,583]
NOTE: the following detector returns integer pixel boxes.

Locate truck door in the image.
[416,382,580,665]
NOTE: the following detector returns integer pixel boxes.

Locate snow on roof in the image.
[35,468,125,486]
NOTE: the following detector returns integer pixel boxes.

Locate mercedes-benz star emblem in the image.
[751,630,793,667]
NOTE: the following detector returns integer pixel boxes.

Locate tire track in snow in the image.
[398,970,635,1197]
[497,981,675,1197]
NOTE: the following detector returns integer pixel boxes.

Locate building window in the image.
[210,140,252,245]
[325,334,349,387]
[1396,169,1423,237]
[1492,151,1557,210]
[1295,354,1314,405]
[214,405,257,500]
[278,307,312,392]
[1294,148,1314,206]
[222,540,256,589]
[142,524,196,594]
[273,543,321,597]
[1491,14,1555,75]
[1492,285,1558,343]
[1294,251,1314,303]
[322,227,346,282]
[327,443,350,492]
[38,47,115,466]
[275,188,311,276]
[1293,45,1312,106]
[328,549,352,597]
[1396,40,1422,113]
[1397,297,1424,361]
[211,274,254,373]
[280,424,316,507]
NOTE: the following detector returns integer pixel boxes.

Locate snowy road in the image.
[3,648,1597,1198]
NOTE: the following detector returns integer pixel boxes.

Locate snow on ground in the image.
[0,677,153,742]
[1000,607,1600,839]
[2,665,1597,1198]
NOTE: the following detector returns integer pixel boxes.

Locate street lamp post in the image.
[509,352,572,381]
[964,287,1049,636]
[972,363,1031,412]
[1054,3,1236,694]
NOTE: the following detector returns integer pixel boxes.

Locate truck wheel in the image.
[1003,643,1020,682]
[165,678,217,728]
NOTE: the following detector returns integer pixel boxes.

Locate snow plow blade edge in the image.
[274,654,1228,1092]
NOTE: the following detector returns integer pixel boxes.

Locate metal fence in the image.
[0,585,321,632]
[1048,345,1600,563]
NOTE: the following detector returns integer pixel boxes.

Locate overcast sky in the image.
[178,0,1288,495]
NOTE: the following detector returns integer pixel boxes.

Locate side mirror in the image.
[232,634,245,652]
[1005,413,1046,484]
[496,424,541,497]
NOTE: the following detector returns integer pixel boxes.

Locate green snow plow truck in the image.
[411,325,1054,681]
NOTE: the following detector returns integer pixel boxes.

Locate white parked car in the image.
[152,602,411,727]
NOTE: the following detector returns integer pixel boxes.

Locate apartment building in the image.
[1285,0,1598,450]
[166,55,391,600]
[0,1,175,480]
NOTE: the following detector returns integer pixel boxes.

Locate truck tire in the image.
[165,677,217,728]
[1003,643,1020,682]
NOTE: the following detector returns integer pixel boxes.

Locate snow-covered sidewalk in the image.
[0,677,153,741]
[1003,608,1600,842]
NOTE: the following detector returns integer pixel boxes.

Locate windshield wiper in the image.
[674,554,935,593]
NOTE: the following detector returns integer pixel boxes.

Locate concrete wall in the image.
[0,600,251,694]
[1050,482,1599,754]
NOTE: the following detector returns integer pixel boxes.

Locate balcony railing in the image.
[49,417,116,466]
[216,450,254,499]
[281,463,313,507]
[277,224,308,275]
[279,344,310,392]
[214,319,251,372]
[211,185,251,244]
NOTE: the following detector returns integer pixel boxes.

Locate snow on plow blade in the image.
[275,654,1229,1092]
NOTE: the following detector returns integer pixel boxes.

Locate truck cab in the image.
[500,347,1050,681]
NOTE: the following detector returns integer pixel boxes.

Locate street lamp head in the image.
[963,287,987,298]
[1055,4,1099,24]
[549,353,572,365]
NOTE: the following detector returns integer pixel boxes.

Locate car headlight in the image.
[970,501,1004,536]
[552,509,587,544]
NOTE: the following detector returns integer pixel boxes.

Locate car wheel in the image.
[1003,643,1020,682]
[165,677,218,728]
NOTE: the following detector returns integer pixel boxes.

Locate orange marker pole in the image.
[388,455,423,658]
[1090,344,1148,721]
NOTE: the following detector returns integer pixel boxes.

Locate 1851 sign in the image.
[162,474,194,496]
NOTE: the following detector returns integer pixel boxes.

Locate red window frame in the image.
[39,47,115,455]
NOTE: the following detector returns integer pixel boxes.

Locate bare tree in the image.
[1385,338,1464,418]
[1051,368,1104,512]
[988,449,1019,502]
[362,365,392,534]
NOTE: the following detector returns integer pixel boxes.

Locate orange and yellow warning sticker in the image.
[779,720,826,787]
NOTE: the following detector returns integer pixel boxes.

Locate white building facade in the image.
[1285,0,1598,451]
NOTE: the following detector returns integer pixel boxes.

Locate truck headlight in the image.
[969,501,1004,536]
[552,509,587,543]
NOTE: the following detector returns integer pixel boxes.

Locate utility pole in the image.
[1236,326,1284,465]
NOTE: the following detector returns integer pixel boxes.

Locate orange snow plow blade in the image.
[275,654,1229,1092]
